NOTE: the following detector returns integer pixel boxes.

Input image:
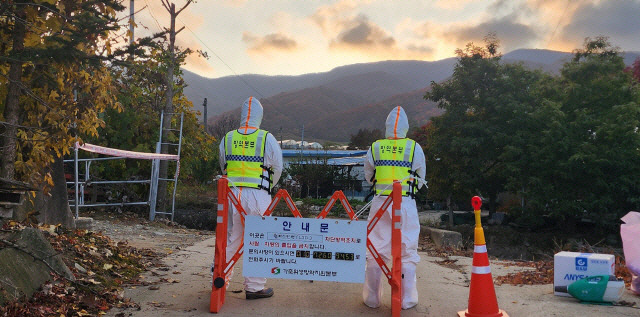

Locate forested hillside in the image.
[204,49,640,142]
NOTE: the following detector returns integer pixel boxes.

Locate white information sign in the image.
[243,215,366,283]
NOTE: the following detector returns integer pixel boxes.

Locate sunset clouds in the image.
[121,0,640,78]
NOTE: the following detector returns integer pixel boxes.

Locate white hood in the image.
[239,96,263,130]
[385,106,409,139]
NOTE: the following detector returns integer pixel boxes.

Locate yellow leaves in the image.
[79,70,90,81]
[46,173,54,187]
[24,33,42,48]
[39,224,61,236]
[24,6,39,23]
[76,42,86,52]
[4,220,24,230]
[45,16,62,33]
[77,310,92,317]
[36,0,57,4]
[49,90,60,101]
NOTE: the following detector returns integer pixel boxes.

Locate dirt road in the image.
[94,216,639,317]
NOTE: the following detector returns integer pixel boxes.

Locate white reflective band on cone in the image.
[394,222,401,229]
[217,216,223,224]
[472,266,491,274]
[217,204,224,210]
[474,245,487,253]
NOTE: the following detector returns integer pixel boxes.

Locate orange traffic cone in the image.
[458,196,509,317]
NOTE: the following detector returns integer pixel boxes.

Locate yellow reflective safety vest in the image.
[223,129,272,191]
[371,138,417,196]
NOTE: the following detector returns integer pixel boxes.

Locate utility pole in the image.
[157,0,193,209]
[129,0,134,45]
[203,98,208,133]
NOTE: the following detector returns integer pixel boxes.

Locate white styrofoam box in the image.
[554,251,615,296]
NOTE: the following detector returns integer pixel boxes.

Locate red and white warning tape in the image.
[75,142,179,161]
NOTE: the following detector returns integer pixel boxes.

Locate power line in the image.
[546,0,571,48]
[176,16,267,99]
[143,0,164,32]
[175,15,288,117]
[137,3,290,121]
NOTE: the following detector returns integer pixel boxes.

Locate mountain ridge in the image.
[188,49,640,143]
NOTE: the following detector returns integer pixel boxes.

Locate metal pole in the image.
[203,98,208,132]
[149,143,161,221]
[74,144,79,219]
[169,113,184,221]
[129,0,134,45]
[158,111,164,146]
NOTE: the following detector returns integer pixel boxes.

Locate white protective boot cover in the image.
[363,258,384,308]
[402,263,418,309]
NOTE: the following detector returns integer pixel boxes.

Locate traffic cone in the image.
[458,196,509,317]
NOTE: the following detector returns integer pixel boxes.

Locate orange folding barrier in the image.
[209,177,229,313]
[365,181,403,317]
[316,190,357,220]
[264,189,303,217]
[210,177,302,313]
[210,177,404,316]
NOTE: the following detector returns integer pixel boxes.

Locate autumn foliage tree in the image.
[0,1,127,186]
[0,1,216,225]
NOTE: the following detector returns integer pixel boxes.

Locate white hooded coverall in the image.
[217,97,283,292]
[363,106,426,309]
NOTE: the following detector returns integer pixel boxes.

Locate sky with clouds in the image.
[122,0,640,79]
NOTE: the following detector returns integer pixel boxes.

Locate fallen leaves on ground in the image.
[435,258,465,271]
[615,256,634,289]
[0,227,159,317]
[419,234,473,258]
[494,260,554,285]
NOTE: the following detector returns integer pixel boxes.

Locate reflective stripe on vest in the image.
[372,138,416,195]
[224,129,269,190]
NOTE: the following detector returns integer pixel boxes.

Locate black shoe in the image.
[245,288,274,299]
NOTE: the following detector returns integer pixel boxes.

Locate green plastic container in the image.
[554,275,624,303]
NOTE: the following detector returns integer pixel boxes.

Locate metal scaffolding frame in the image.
[65,111,183,221]
[149,111,184,221]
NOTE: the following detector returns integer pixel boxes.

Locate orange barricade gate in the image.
[263,188,303,217]
[210,177,302,313]
[210,178,403,316]
[364,181,403,317]
[316,190,357,220]
[317,184,403,316]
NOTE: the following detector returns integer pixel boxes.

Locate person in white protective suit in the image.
[363,106,426,309]
[217,96,283,299]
